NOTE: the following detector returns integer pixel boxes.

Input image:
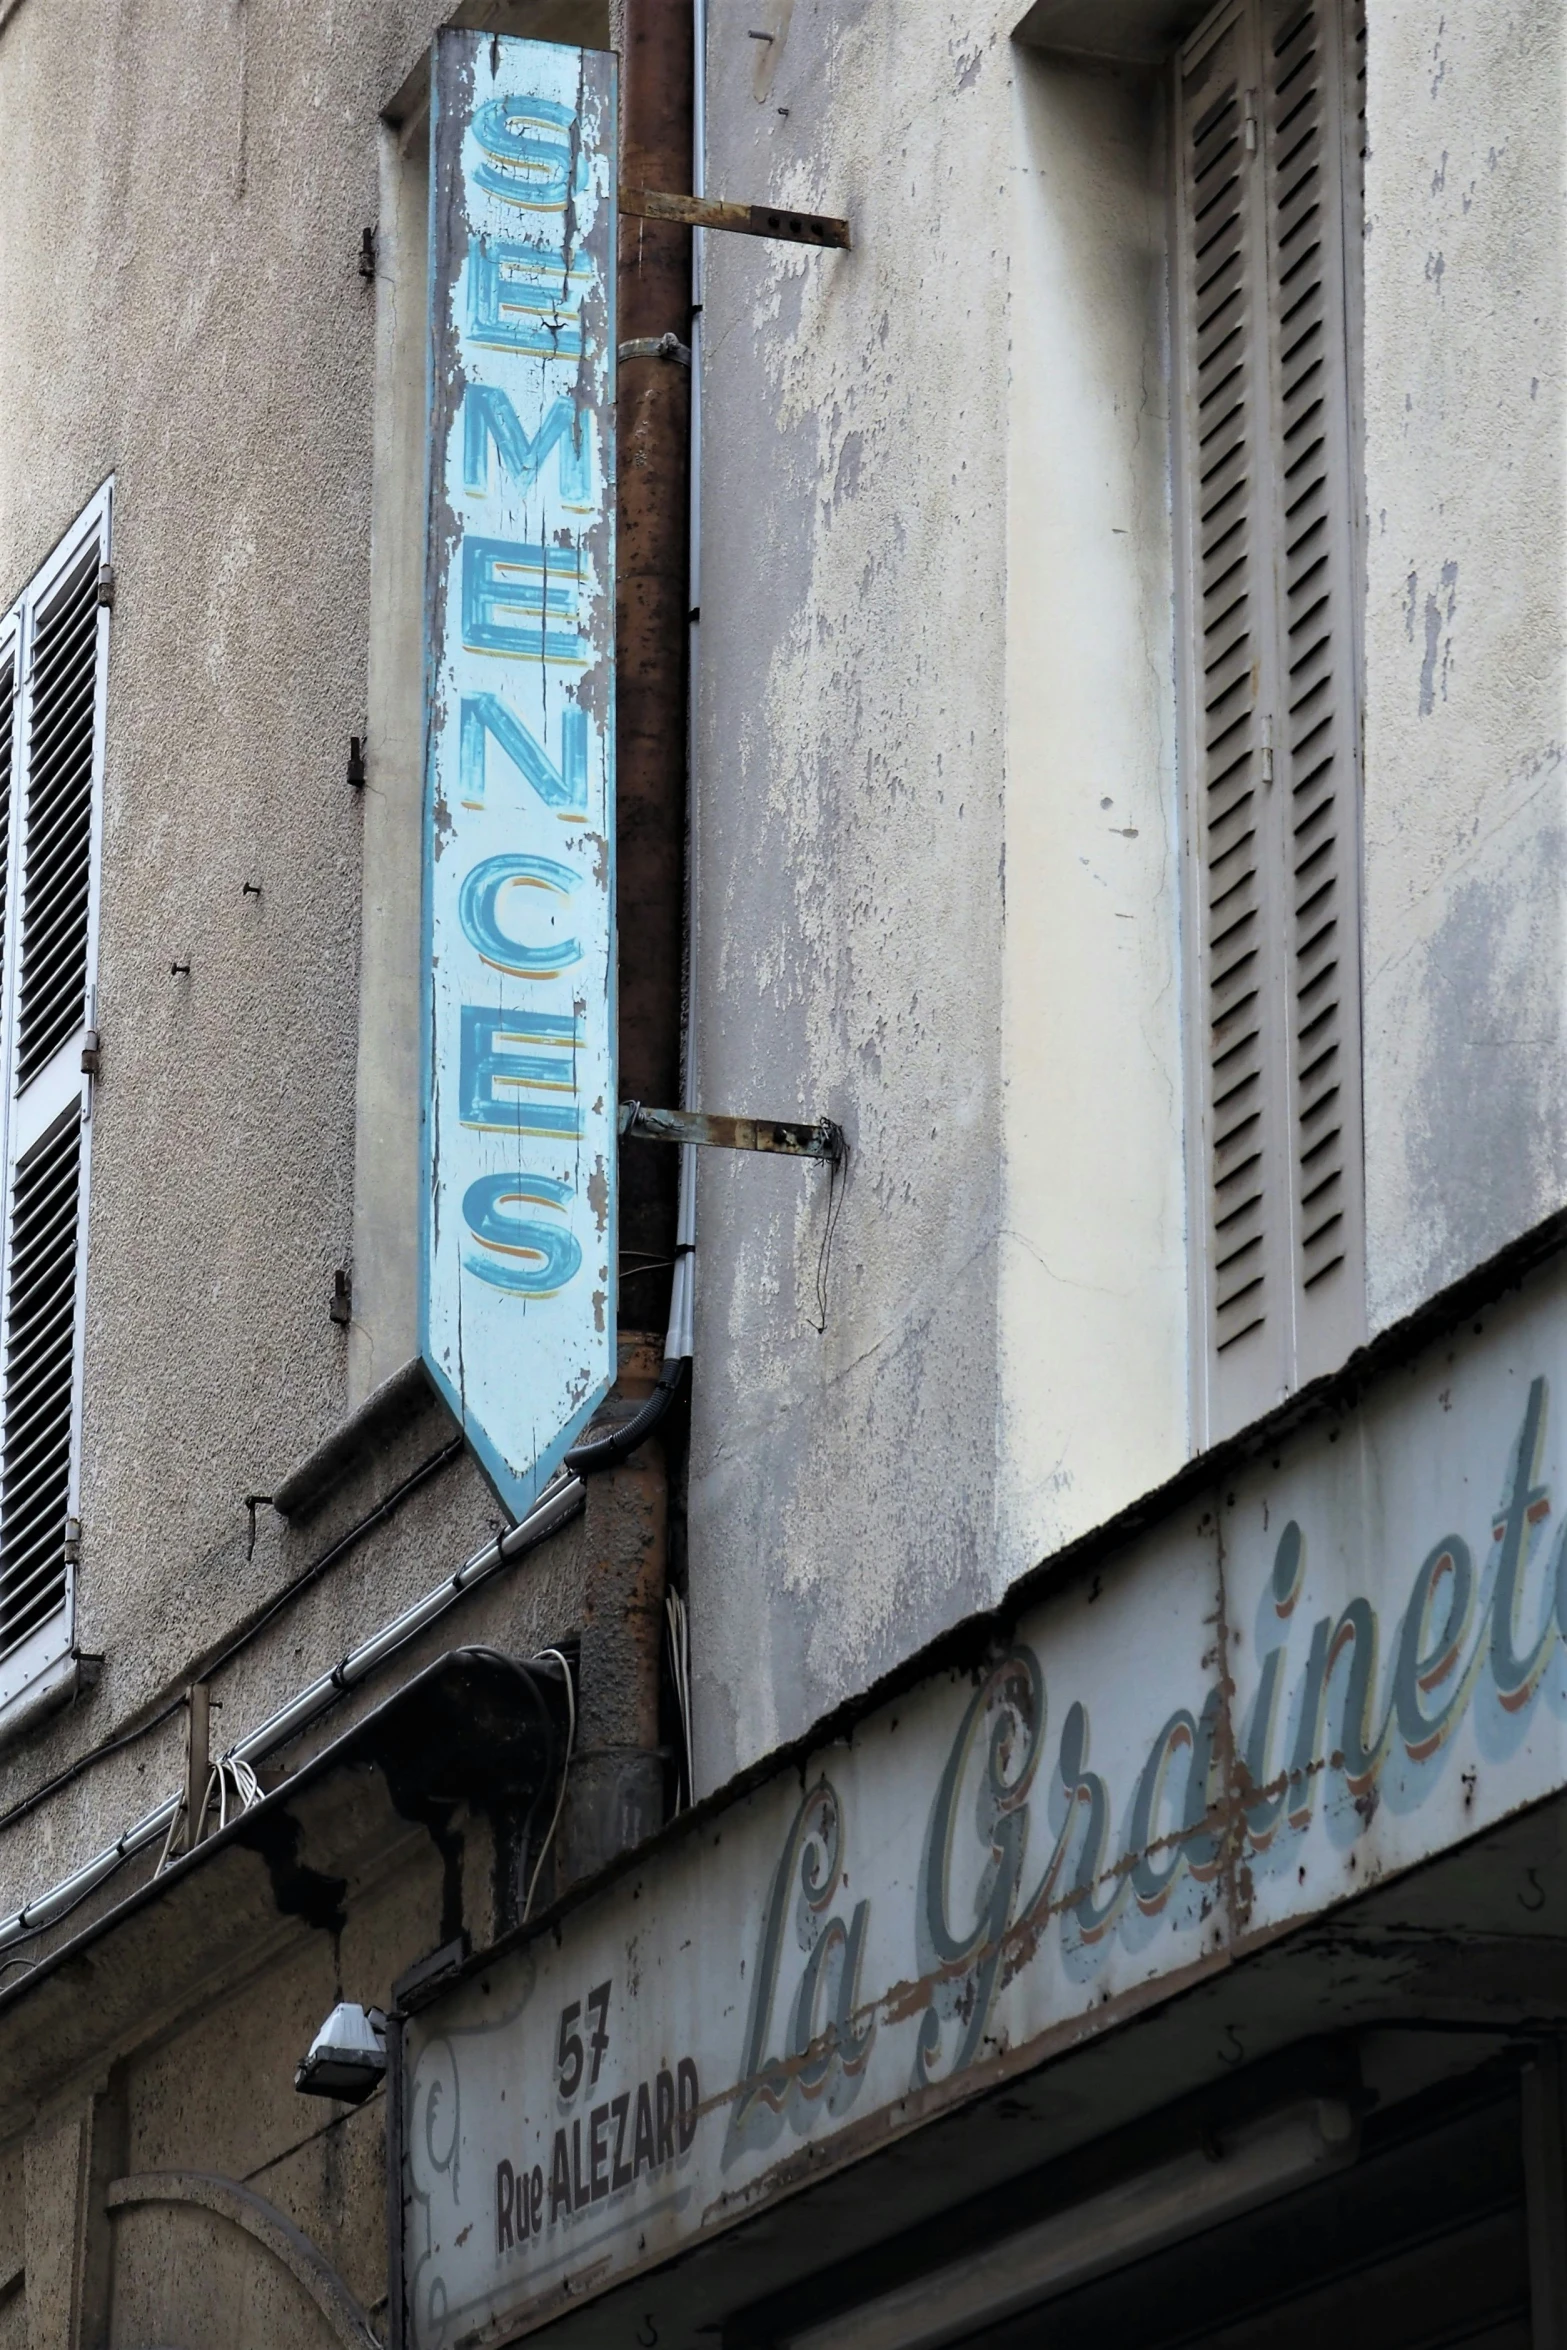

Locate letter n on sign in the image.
[423,31,617,1515]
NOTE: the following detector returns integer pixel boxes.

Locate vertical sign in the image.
[424,33,617,1517]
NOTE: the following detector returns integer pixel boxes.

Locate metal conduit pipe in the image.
[615,0,693,1335]
[0,1471,587,1961]
[556,0,696,1884]
[567,0,704,1482]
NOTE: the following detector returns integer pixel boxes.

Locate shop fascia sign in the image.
[402,1252,1567,2346]
[421,32,616,1518]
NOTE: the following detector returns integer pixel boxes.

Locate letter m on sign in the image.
[420,29,618,1522]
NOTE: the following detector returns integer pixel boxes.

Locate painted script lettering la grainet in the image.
[502,1378,1559,2226]
[405,1331,1567,2349]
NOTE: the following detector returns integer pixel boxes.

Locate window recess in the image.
[0,490,108,1718]
[1173,0,1367,1445]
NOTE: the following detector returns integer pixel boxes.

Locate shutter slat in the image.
[1180,4,1279,1373]
[18,551,99,1092]
[24,786,94,871]
[19,673,95,784]
[0,1522,70,1601]
[0,1112,82,1658]
[1178,0,1364,1439]
[0,643,13,1032]
[1263,0,1363,1356]
[0,506,105,1686]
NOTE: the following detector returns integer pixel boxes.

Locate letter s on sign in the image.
[470,90,579,209]
[463,1172,582,1295]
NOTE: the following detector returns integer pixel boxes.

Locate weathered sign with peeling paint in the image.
[404,1255,1567,2346]
[422,32,616,1519]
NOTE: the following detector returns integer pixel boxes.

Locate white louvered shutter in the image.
[1175,0,1365,1444]
[0,496,107,1711]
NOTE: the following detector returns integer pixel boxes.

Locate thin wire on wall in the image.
[522,1645,577,1921]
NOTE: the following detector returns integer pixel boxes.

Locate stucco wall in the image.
[1360,0,1567,1332]
[0,0,442,1733]
[0,0,613,1930]
[4,0,1564,1886]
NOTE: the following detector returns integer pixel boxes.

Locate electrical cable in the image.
[201,1436,466,1690]
[564,1353,687,1474]
[0,1432,465,1851]
[665,1588,693,1809]
[522,1647,576,1921]
[812,1138,849,1333]
[0,1690,186,1848]
[151,1752,265,1880]
[0,1821,170,1954]
[152,1796,185,1880]
[0,1473,586,1964]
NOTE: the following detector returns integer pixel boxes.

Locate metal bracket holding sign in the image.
[621,187,852,248]
[618,1102,844,1161]
[421,34,618,1521]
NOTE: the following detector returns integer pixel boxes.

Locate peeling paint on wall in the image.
[1362,0,1567,1328]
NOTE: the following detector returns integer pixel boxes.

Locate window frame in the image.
[0,481,111,1720]
[1169,0,1368,1448]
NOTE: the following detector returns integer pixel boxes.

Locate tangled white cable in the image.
[152,1753,264,1877]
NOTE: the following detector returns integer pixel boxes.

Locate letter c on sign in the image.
[459,854,582,978]
[463,1172,582,1295]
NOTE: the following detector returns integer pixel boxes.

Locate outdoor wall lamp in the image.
[294,2000,388,2103]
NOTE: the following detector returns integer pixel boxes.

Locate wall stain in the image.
[1419,560,1458,715]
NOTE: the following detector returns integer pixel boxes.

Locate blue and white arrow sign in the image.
[422,31,617,1517]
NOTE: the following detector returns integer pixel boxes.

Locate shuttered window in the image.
[0,491,108,1716]
[1173,0,1366,1445]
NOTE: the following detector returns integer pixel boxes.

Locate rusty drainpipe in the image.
[556,0,694,1889]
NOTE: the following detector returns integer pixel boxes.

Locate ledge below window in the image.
[1014,0,1212,61]
[271,1356,460,1522]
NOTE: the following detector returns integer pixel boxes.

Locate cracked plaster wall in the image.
[689,0,1567,1790]
[687,7,1188,1787]
[1361,0,1567,1328]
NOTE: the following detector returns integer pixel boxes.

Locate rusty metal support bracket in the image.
[620,188,851,249]
[619,1103,844,1163]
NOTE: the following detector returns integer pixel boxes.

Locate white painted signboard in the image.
[405,1257,1567,2346]
[422,34,617,1519]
